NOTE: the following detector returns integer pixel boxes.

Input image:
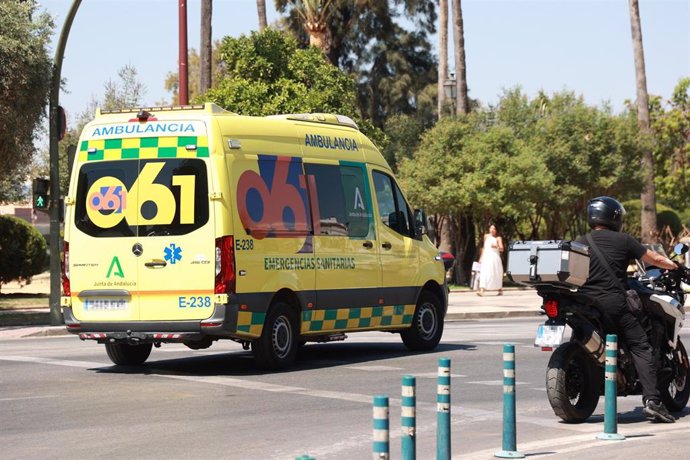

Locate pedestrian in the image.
[478,224,504,296]
[577,196,677,423]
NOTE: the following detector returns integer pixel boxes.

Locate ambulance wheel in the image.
[105,342,152,365]
[252,302,298,370]
[401,291,444,351]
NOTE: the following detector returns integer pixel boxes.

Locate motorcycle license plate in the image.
[534,324,565,348]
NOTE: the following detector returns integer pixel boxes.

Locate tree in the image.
[165,41,225,104]
[200,0,213,93]
[287,0,334,55]
[257,0,268,30]
[650,78,690,211]
[0,215,47,292]
[437,0,448,119]
[34,66,147,193]
[0,0,53,203]
[451,0,468,115]
[276,0,437,128]
[628,0,657,243]
[102,65,146,110]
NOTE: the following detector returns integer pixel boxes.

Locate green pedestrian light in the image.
[32,178,49,212]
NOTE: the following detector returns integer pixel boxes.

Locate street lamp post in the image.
[48,0,82,326]
[443,72,457,114]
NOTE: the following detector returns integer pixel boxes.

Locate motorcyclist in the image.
[578,196,677,423]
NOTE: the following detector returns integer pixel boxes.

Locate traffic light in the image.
[32,178,49,212]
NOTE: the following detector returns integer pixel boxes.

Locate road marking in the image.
[415,372,466,378]
[345,365,403,371]
[466,380,529,386]
[456,423,690,459]
[0,395,58,402]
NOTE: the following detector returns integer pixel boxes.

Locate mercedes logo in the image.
[132,243,143,257]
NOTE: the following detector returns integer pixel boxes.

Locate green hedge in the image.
[622,199,683,239]
[0,215,47,289]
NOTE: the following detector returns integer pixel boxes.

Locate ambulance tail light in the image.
[215,236,236,294]
[62,242,71,296]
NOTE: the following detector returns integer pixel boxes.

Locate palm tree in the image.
[437,0,448,119]
[451,0,468,115]
[290,0,334,55]
[257,0,268,31]
[200,0,212,94]
[629,0,657,243]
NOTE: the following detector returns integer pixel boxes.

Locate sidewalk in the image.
[0,275,542,339]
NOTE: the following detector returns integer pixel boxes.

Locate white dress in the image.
[479,235,504,290]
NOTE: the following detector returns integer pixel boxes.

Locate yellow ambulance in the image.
[61,103,447,369]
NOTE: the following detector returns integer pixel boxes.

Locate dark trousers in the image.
[598,293,660,402]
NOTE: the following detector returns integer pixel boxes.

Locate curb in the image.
[445,311,541,321]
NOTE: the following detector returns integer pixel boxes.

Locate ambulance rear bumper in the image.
[62,304,240,343]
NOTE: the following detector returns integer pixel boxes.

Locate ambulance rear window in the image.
[74,159,208,237]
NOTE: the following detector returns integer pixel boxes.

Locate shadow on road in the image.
[93,341,476,377]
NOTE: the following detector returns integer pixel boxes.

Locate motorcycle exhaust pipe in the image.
[573,325,606,364]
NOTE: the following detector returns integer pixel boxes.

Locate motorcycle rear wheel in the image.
[660,338,690,412]
[546,341,602,423]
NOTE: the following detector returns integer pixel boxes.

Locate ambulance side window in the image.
[304,164,372,238]
[372,171,414,238]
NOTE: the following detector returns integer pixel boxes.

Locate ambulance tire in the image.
[104,342,152,365]
[401,291,444,351]
[252,302,298,370]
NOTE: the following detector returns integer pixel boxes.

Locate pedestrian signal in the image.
[33,178,49,212]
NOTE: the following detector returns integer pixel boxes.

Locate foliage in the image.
[622,199,682,239]
[276,0,438,128]
[650,78,690,211]
[203,29,386,146]
[397,89,647,280]
[165,40,226,105]
[0,0,54,203]
[0,215,47,291]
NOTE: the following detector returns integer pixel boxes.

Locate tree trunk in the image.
[200,0,212,94]
[629,0,657,243]
[257,0,268,31]
[451,0,469,115]
[437,0,448,119]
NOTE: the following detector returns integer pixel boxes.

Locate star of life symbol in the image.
[164,243,182,265]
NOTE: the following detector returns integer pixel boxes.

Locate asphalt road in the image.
[1,318,689,459]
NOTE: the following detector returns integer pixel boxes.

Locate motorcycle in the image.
[534,243,690,423]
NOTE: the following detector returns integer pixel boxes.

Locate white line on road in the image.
[0,395,58,402]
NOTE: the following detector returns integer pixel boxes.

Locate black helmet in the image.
[587,196,626,231]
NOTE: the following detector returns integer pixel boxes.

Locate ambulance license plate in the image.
[83,298,129,311]
[534,324,565,348]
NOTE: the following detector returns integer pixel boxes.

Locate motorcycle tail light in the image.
[544,299,559,318]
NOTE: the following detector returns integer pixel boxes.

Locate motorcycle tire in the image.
[546,341,602,423]
[660,338,690,412]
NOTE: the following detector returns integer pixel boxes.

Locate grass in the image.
[0,293,49,310]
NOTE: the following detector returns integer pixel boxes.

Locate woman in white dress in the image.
[478,224,504,296]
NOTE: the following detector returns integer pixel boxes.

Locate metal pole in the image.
[495,344,524,458]
[48,0,82,326]
[597,334,626,441]
[437,357,451,460]
[373,395,389,460]
[401,375,416,460]
[178,0,189,105]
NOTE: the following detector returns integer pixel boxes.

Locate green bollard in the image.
[495,344,525,458]
[597,334,625,441]
[437,357,451,460]
[401,375,416,460]
[373,395,390,459]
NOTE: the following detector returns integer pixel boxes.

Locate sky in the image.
[39,0,689,130]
